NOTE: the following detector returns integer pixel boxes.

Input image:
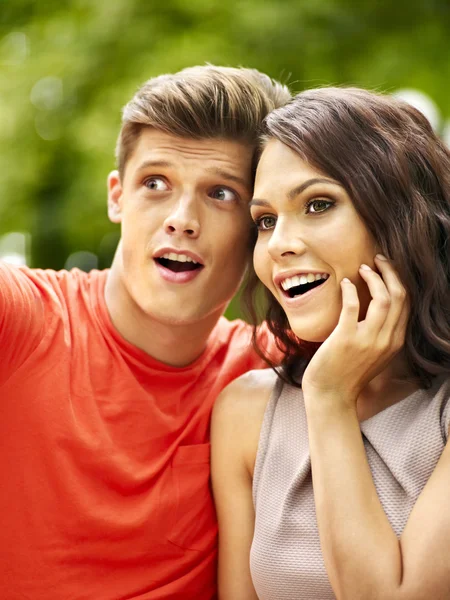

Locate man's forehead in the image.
[133,129,252,162]
[128,129,254,184]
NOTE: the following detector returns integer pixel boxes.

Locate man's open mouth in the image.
[280,273,329,298]
[155,252,204,273]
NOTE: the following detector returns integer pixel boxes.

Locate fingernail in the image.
[376,254,388,261]
[360,264,371,271]
[342,277,351,283]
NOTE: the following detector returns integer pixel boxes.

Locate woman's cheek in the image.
[253,245,268,284]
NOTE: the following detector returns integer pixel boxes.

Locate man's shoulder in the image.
[22,266,106,287]
[208,318,281,375]
[5,265,107,301]
[214,315,251,338]
[1,261,106,285]
[214,317,281,362]
[0,263,109,328]
[214,316,271,344]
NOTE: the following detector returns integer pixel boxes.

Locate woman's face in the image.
[251,139,379,342]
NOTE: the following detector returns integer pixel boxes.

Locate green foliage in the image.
[0,0,449,318]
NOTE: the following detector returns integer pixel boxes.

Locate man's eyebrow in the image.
[250,177,343,207]
[136,159,172,171]
[134,162,249,189]
[204,167,249,189]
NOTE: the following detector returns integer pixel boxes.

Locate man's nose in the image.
[163,195,200,238]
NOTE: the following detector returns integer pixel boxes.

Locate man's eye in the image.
[144,177,169,191]
[210,187,238,202]
[254,215,277,231]
[305,199,334,214]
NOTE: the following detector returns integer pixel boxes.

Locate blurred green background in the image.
[1,0,449,319]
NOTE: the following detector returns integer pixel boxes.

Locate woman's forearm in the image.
[305,394,402,599]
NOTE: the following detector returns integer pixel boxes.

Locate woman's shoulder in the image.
[212,369,279,475]
[214,368,278,420]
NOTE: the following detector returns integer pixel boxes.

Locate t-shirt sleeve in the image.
[0,261,45,385]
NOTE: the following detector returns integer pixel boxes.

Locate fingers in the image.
[337,277,360,333]
[337,255,408,352]
[373,254,408,346]
[358,261,391,335]
[358,255,408,351]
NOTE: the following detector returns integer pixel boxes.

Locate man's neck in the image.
[104,267,223,368]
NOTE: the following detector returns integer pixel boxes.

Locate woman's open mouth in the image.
[279,272,329,298]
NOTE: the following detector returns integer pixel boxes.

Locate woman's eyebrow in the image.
[249,198,271,208]
[287,177,342,200]
[250,177,343,208]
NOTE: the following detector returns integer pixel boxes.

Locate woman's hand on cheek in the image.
[301,255,409,409]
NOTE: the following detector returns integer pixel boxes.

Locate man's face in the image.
[107,129,254,325]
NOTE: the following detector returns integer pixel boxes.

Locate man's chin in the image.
[140,304,223,328]
[154,313,201,327]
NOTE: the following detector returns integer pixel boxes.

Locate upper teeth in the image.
[281,273,329,291]
[161,252,198,264]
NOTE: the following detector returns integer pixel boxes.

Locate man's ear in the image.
[107,170,123,224]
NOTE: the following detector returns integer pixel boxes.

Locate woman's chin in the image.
[298,334,327,344]
[289,321,336,344]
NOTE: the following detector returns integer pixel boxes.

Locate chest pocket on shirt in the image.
[166,443,217,551]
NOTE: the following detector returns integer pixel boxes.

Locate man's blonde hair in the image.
[116,65,291,176]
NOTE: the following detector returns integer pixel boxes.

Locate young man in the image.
[0,66,290,599]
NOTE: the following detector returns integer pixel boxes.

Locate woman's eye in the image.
[305,199,333,214]
[144,177,169,191]
[255,215,277,231]
[210,187,238,202]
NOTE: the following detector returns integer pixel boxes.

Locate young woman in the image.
[211,87,450,600]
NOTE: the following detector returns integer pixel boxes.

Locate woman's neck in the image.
[356,352,421,421]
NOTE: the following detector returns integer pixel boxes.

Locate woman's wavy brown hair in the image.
[245,87,450,388]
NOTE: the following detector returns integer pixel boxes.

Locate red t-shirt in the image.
[0,263,273,600]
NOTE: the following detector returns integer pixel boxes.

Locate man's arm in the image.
[0,261,44,385]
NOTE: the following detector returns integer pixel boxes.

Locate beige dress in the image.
[250,376,450,599]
